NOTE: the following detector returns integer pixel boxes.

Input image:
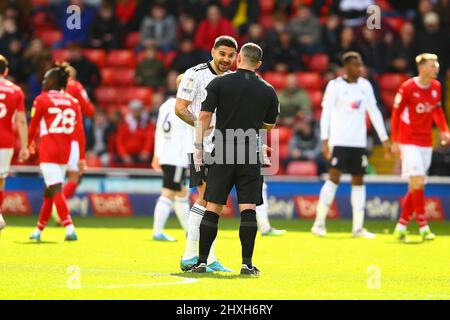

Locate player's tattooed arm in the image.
[175,98,196,127]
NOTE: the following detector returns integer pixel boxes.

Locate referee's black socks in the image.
[239,209,258,268]
[198,211,220,264]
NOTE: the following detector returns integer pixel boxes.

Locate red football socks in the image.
[411,189,427,228]
[63,181,78,199]
[53,192,72,227]
[37,197,53,231]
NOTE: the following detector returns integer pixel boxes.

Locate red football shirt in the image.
[0,78,25,148]
[391,77,449,147]
[66,79,95,117]
[28,90,86,164]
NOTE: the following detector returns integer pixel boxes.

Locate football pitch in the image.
[1,216,450,300]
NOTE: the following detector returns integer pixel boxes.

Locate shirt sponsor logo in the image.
[89,193,133,217]
[1,192,32,216]
[431,90,437,98]
[351,100,362,109]
[294,195,339,219]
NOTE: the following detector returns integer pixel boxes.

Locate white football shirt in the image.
[320,76,388,148]
[176,62,226,153]
[154,97,189,168]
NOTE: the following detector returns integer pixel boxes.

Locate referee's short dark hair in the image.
[342,51,362,65]
[213,35,238,51]
[240,42,263,66]
[0,55,8,74]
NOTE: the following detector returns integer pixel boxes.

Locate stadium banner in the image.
[4,172,450,220]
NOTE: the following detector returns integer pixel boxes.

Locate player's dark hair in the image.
[342,51,362,65]
[47,62,71,89]
[213,35,238,51]
[240,42,263,66]
[0,55,9,74]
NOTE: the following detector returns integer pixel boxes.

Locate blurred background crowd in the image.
[1,0,450,175]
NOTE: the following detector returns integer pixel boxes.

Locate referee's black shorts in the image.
[329,146,368,175]
[188,153,211,188]
[204,163,263,206]
[161,165,187,191]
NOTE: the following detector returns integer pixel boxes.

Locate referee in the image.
[190,43,279,275]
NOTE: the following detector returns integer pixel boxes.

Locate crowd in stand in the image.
[1,0,449,174]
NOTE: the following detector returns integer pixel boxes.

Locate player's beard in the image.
[213,59,230,73]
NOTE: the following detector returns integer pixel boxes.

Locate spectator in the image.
[413,0,433,31]
[86,110,116,167]
[416,12,448,73]
[4,37,26,83]
[194,5,237,54]
[385,22,418,75]
[164,69,179,98]
[177,13,197,40]
[0,17,20,54]
[22,38,49,82]
[278,74,312,126]
[116,100,155,166]
[359,28,387,74]
[134,44,165,89]
[56,0,95,47]
[329,26,360,67]
[322,14,341,55]
[244,23,273,70]
[149,91,164,123]
[270,30,302,72]
[288,4,322,53]
[170,38,201,74]
[87,2,121,49]
[283,116,326,174]
[67,42,101,98]
[115,0,138,31]
[435,0,450,33]
[139,3,177,52]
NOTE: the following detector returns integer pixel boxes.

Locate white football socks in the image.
[256,183,271,234]
[351,185,366,232]
[65,224,75,235]
[314,180,338,226]
[174,194,190,233]
[153,196,173,236]
[182,203,205,260]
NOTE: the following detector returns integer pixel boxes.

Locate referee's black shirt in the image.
[201,68,279,139]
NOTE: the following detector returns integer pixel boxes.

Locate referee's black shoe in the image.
[240,264,260,276]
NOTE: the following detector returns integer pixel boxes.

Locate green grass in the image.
[1,216,450,300]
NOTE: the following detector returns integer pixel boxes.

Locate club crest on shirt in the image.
[431,90,437,98]
[351,100,362,109]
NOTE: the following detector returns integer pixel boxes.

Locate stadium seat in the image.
[263,72,287,90]
[101,68,135,86]
[384,17,405,34]
[296,72,323,90]
[259,0,275,14]
[379,73,408,91]
[36,29,62,47]
[381,91,397,111]
[277,126,293,145]
[259,14,274,30]
[308,90,323,110]
[95,86,121,104]
[286,160,318,176]
[123,87,153,105]
[163,51,178,69]
[83,49,106,68]
[52,49,69,62]
[31,0,50,6]
[307,54,329,73]
[106,50,136,68]
[125,31,141,49]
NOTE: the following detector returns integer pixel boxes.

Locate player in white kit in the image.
[151,74,190,241]
[311,52,391,238]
